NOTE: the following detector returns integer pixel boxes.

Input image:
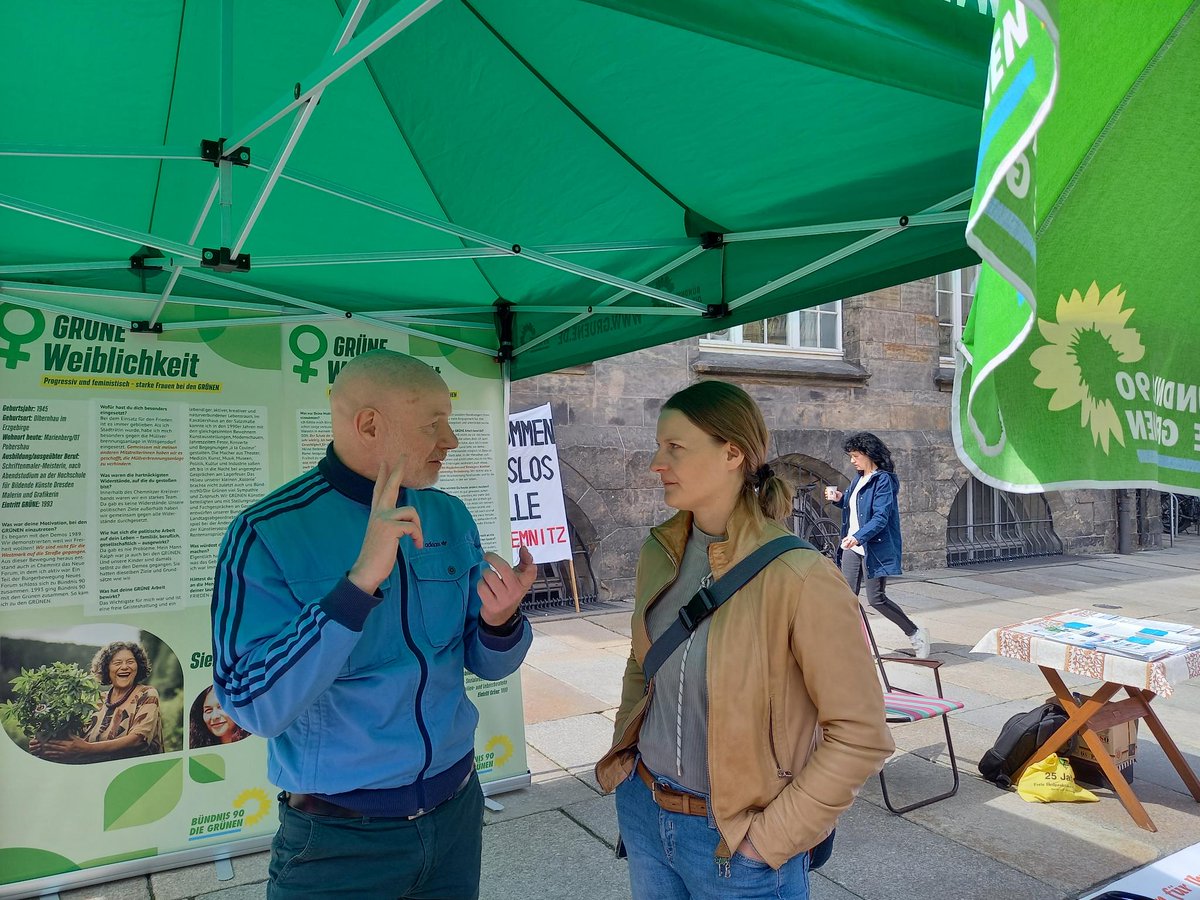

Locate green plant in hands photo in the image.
[3,661,102,740]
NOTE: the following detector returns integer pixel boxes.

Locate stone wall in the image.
[510,275,1126,601]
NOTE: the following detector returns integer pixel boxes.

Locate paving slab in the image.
[895,758,1198,893]
[889,580,994,605]
[928,575,1037,599]
[149,851,269,900]
[194,884,267,900]
[561,792,620,850]
[484,771,599,825]
[533,617,634,649]
[526,713,616,770]
[585,610,633,638]
[480,810,631,900]
[817,794,1061,900]
[811,872,866,900]
[524,652,628,707]
[935,655,1063,699]
[520,663,611,724]
[522,632,579,662]
[60,875,152,900]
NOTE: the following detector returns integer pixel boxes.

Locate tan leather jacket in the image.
[595,506,894,869]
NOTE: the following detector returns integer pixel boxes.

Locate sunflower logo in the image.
[484,735,514,768]
[1029,283,1144,453]
[233,787,271,826]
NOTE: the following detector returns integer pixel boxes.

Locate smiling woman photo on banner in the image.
[30,640,164,763]
[2,625,185,763]
[189,684,250,748]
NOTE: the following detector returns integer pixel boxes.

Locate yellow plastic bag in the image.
[1016,754,1099,803]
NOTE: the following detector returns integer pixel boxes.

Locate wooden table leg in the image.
[1126,687,1200,802]
[1013,670,1117,782]
[1022,671,1157,832]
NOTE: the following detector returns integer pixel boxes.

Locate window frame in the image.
[699,302,843,357]
[936,265,979,364]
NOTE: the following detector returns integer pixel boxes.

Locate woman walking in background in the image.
[596,381,892,899]
[829,431,931,659]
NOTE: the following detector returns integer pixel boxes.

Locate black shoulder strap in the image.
[642,535,814,682]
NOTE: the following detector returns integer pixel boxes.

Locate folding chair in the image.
[861,608,964,813]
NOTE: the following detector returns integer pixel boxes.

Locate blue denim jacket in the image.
[835,470,903,578]
[211,446,530,795]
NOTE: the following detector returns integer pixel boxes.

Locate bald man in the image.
[212,350,535,900]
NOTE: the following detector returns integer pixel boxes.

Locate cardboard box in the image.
[1069,718,1138,770]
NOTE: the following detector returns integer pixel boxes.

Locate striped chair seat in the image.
[883,692,965,723]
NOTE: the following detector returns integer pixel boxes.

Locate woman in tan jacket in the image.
[595,380,893,899]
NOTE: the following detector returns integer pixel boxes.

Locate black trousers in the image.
[839,551,917,637]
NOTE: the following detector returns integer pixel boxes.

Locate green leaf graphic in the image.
[190,754,226,784]
[0,848,80,884]
[103,759,184,830]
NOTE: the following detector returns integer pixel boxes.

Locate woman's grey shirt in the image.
[639,525,722,795]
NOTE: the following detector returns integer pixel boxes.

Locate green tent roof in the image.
[0,0,990,378]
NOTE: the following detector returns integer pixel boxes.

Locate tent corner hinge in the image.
[700,231,724,250]
[129,252,164,272]
[493,298,514,363]
[130,321,164,334]
[702,302,730,320]
[200,138,251,167]
[201,248,251,273]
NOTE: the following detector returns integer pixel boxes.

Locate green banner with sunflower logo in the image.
[955,0,1200,494]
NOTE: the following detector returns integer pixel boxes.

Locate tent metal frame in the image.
[0,0,970,362]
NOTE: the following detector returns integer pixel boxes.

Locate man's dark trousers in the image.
[267,771,485,899]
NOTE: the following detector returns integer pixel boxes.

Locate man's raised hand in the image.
[478,545,537,627]
[348,460,423,595]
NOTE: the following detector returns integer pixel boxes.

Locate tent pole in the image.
[0,261,144,275]
[0,281,286,313]
[0,192,202,260]
[0,292,129,329]
[230,1,368,258]
[729,189,975,311]
[511,245,705,357]
[517,305,695,317]
[252,239,691,267]
[0,143,200,160]
[225,0,444,152]
[150,176,222,328]
[724,209,968,243]
[175,269,494,355]
[263,166,705,311]
[219,0,235,249]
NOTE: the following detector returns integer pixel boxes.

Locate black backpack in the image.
[978,701,1073,788]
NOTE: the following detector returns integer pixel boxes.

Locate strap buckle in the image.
[678,587,719,632]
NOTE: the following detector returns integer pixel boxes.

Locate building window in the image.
[702,302,841,354]
[936,265,979,362]
[946,476,1063,566]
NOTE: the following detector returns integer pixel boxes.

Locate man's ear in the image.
[355,407,380,441]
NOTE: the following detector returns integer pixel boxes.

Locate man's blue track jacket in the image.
[211,447,532,795]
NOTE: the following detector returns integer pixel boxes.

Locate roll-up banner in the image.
[0,303,527,897]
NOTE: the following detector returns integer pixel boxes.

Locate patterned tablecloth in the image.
[971,608,1200,698]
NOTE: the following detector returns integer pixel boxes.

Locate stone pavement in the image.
[44,537,1200,900]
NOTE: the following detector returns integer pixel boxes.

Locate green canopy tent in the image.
[955,0,1200,494]
[1,0,992,379]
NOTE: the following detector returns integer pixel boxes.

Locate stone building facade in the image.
[510,273,1156,602]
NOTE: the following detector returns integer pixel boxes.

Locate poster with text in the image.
[507,403,570,564]
[0,303,523,896]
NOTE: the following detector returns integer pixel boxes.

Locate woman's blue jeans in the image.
[615,768,810,900]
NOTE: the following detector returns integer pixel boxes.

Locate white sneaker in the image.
[910,626,931,659]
